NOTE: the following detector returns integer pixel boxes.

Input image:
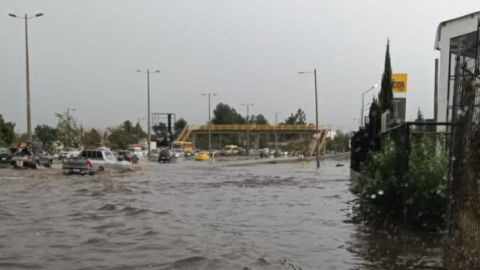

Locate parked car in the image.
[62,149,128,175]
[158,149,172,163]
[149,148,161,160]
[0,147,12,164]
[171,149,184,158]
[58,147,80,160]
[10,142,52,169]
[222,145,239,156]
[184,151,195,158]
[237,147,247,156]
[260,148,271,158]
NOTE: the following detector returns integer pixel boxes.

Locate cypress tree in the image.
[367,98,382,136]
[378,40,394,117]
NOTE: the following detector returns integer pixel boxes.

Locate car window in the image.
[105,151,113,161]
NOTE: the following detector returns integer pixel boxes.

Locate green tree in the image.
[34,125,58,154]
[367,98,382,136]
[174,118,188,139]
[152,122,167,138]
[284,109,307,125]
[253,114,269,125]
[55,112,81,147]
[415,108,424,122]
[83,128,102,148]
[135,122,147,141]
[212,103,245,124]
[0,115,15,147]
[378,40,394,117]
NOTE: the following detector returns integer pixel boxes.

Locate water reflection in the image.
[348,226,445,269]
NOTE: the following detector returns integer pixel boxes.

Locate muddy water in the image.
[0,159,444,269]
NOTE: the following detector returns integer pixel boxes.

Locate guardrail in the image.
[189,125,331,131]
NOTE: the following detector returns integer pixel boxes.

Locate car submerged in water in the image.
[158,149,172,163]
[0,147,12,164]
[63,149,131,175]
[10,142,53,169]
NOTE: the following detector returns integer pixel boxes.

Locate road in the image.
[0,158,444,269]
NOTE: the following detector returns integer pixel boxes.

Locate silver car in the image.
[63,149,129,174]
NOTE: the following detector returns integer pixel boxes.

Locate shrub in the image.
[351,136,448,230]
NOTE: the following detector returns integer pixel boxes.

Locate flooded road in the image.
[0,159,444,269]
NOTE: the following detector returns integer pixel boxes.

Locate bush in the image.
[350,136,448,230]
[407,135,448,230]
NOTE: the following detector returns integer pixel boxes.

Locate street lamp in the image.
[67,108,76,147]
[137,117,146,143]
[9,12,44,142]
[136,69,161,159]
[361,84,378,127]
[201,92,217,154]
[298,69,320,169]
[241,103,254,155]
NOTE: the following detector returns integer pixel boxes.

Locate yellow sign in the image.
[392,73,407,93]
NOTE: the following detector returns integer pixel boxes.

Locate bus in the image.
[173,141,193,152]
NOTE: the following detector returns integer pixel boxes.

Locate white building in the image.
[435,11,480,124]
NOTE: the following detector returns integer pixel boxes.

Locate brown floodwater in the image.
[0,158,444,269]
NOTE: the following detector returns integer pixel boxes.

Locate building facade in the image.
[435,11,480,124]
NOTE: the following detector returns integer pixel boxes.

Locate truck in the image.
[62,149,121,175]
[10,141,53,169]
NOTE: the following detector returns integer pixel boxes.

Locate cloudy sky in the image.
[1,0,479,133]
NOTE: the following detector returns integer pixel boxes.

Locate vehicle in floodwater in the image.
[10,142,52,169]
[195,151,210,161]
[158,149,172,163]
[63,149,130,175]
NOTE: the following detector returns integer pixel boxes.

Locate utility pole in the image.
[242,103,254,155]
[136,69,160,159]
[66,108,76,147]
[202,92,217,154]
[314,69,319,169]
[298,69,320,169]
[9,13,44,142]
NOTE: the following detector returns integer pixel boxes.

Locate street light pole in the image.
[361,84,378,127]
[137,117,145,143]
[136,69,160,159]
[242,103,254,155]
[202,92,217,154]
[9,13,44,142]
[66,108,76,147]
[298,69,320,169]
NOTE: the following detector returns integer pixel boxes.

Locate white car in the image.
[149,148,161,160]
[58,148,80,160]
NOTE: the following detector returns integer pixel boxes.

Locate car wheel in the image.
[98,167,105,172]
[45,160,52,168]
[33,160,39,169]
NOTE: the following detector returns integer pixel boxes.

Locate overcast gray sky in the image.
[2,0,479,133]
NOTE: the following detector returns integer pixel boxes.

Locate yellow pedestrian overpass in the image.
[175,125,330,156]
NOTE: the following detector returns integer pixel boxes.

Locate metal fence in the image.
[445,18,480,269]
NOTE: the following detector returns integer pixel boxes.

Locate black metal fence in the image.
[445,18,480,269]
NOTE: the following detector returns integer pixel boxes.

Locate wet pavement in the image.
[0,159,444,269]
